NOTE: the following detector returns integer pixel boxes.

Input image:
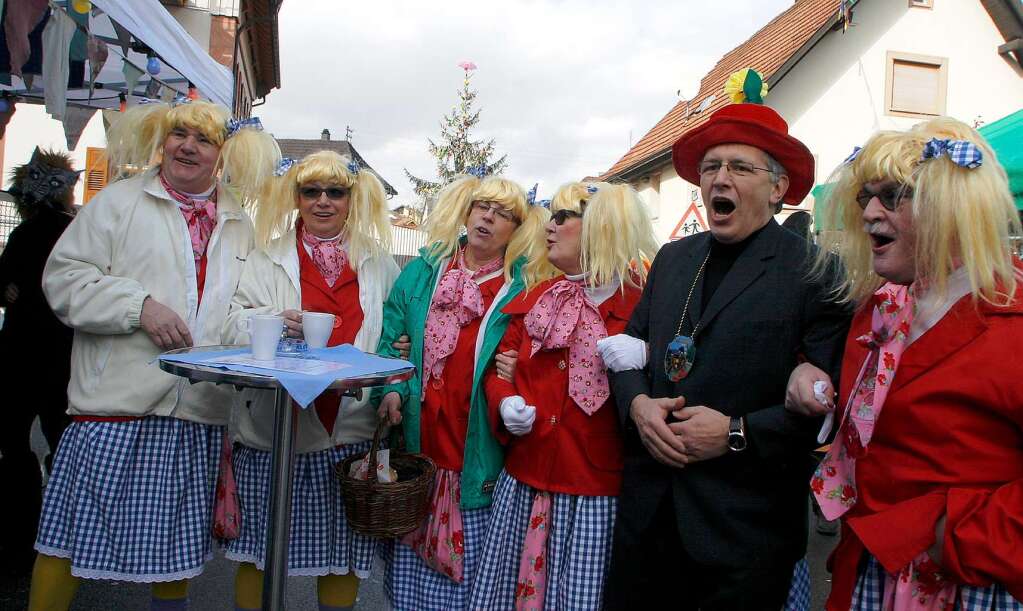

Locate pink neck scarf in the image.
[812,283,915,521]
[160,172,217,269]
[300,224,347,287]
[421,249,503,390]
[523,277,610,414]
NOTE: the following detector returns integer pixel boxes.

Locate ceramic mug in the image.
[238,314,284,360]
[302,312,336,349]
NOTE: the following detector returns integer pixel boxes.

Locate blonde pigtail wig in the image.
[105,102,169,178]
[220,126,282,207]
[815,116,1020,306]
[254,151,391,265]
[523,181,596,289]
[423,175,482,260]
[104,100,280,205]
[423,175,539,281]
[581,183,658,289]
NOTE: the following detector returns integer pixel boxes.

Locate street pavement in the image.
[1,420,840,610]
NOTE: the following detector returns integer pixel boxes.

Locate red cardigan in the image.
[827,288,1023,609]
[484,277,642,497]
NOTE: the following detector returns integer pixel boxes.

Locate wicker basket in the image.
[336,415,436,538]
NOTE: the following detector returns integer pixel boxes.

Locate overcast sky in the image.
[260,0,794,208]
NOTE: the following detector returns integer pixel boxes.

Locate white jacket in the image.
[43,167,254,424]
[224,229,399,453]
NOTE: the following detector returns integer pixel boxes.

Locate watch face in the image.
[728,432,747,452]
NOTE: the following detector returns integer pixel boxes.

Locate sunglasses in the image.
[299,186,349,200]
[551,209,583,226]
[855,184,913,211]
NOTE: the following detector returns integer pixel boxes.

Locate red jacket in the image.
[484,277,642,496]
[827,288,1023,609]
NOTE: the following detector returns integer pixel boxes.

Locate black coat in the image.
[611,219,851,569]
[0,208,74,357]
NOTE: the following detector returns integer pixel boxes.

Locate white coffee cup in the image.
[238,314,284,360]
[302,312,336,349]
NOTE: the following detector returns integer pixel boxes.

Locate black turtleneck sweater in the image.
[700,223,767,312]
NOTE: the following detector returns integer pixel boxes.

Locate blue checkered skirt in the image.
[851,554,1022,610]
[34,417,222,582]
[467,470,616,610]
[382,484,490,611]
[785,557,811,611]
[223,441,378,577]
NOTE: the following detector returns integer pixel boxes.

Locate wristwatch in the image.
[727,416,747,452]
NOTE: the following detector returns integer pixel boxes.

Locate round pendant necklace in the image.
[664,250,711,382]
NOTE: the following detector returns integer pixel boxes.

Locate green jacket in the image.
[373,244,526,510]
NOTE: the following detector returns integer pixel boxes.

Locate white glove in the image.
[596,334,648,372]
[499,395,536,436]
[814,380,835,444]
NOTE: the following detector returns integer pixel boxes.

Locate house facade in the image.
[602,0,1023,244]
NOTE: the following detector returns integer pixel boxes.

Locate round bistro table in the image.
[160,345,413,611]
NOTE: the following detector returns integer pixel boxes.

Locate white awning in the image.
[91,0,232,108]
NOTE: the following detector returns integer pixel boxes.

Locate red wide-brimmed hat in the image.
[671,103,815,204]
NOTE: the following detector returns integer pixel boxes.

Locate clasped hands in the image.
[630,394,730,468]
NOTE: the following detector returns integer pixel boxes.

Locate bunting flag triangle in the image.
[110,18,131,56]
[63,105,96,150]
[122,61,143,96]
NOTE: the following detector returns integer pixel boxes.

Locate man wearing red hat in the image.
[597,70,851,609]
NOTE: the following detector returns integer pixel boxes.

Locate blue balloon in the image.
[146,57,161,75]
[0,99,8,113]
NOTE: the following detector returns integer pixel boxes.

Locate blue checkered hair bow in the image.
[274,157,296,177]
[536,199,552,209]
[586,185,599,194]
[920,138,983,169]
[843,146,862,165]
[526,183,539,206]
[347,159,360,175]
[465,164,488,179]
[225,116,263,138]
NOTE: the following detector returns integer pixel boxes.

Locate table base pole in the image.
[262,388,297,611]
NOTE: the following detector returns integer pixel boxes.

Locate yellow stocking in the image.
[234,562,264,610]
[28,554,80,611]
[151,579,189,600]
[317,573,360,608]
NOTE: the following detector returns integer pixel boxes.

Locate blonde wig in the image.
[525,182,657,290]
[816,116,1021,306]
[254,150,392,265]
[524,181,595,287]
[104,100,280,205]
[423,174,547,281]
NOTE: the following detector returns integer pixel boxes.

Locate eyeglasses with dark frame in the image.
[697,159,773,178]
[299,186,349,201]
[550,209,583,226]
[471,200,519,223]
[855,183,914,211]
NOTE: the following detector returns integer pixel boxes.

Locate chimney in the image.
[321,128,330,141]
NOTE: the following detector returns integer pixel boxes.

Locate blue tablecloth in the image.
[160,344,414,408]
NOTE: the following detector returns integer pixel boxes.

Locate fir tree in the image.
[404,63,508,209]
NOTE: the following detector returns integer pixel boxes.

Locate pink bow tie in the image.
[524,278,609,415]
[421,251,502,390]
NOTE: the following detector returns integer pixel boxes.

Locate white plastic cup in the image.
[238,314,284,360]
[302,312,336,349]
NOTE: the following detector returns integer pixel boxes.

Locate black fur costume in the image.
[0,148,80,571]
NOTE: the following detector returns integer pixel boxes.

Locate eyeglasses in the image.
[299,186,348,200]
[855,184,913,211]
[697,160,773,178]
[471,200,519,223]
[551,209,583,226]
[698,159,773,177]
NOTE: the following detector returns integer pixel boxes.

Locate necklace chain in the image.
[674,250,711,338]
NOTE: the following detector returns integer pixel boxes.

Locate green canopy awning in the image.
[979,108,1023,211]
